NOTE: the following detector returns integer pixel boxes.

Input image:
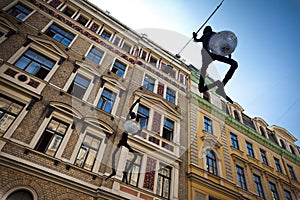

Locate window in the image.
[122,152,142,186]
[7,3,33,21]
[284,190,292,200]
[137,105,149,129]
[97,89,116,114]
[100,30,111,41]
[143,75,155,92]
[246,142,255,158]
[113,36,120,46]
[45,24,75,46]
[162,118,174,141]
[236,165,247,190]
[111,60,126,77]
[280,139,286,149]
[287,165,297,181]
[204,117,212,134]
[0,95,24,133]
[141,50,147,60]
[233,110,240,121]
[87,47,104,64]
[260,126,266,137]
[166,88,176,104]
[206,151,217,175]
[77,15,88,26]
[67,74,91,99]
[6,189,33,200]
[156,163,171,199]
[75,133,102,171]
[269,182,280,200]
[14,49,55,79]
[260,149,268,165]
[274,158,282,173]
[62,6,75,18]
[253,174,264,198]
[230,133,239,149]
[122,42,131,53]
[35,118,69,156]
[149,56,157,66]
[290,145,296,155]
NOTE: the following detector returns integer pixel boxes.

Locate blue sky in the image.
[90,0,300,145]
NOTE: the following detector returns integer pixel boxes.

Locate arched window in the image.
[259,126,266,137]
[233,110,240,121]
[206,151,217,175]
[6,189,33,200]
[280,139,286,149]
[290,145,296,155]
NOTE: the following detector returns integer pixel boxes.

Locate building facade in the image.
[0,0,190,199]
[188,71,300,200]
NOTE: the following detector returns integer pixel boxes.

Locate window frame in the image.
[206,150,218,175]
[96,88,117,114]
[99,29,112,41]
[143,74,156,92]
[162,117,174,142]
[230,132,239,149]
[287,164,298,181]
[253,174,264,198]
[165,87,176,104]
[156,163,172,199]
[66,72,92,100]
[43,21,77,47]
[236,165,247,190]
[85,45,105,64]
[110,59,128,78]
[5,1,35,21]
[246,141,255,158]
[137,104,150,129]
[122,152,143,187]
[274,157,283,173]
[269,182,280,200]
[260,149,268,165]
[203,116,213,134]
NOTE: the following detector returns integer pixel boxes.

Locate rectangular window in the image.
[236,165,247,190]
[260,149,268,165]
[284,190,292,200]
[274,157,283,173]
[156,163,171,199]
[141,50,147,60]
[246,142,255,158]
[7,3,33,20]
[143,75,155,92]
[162,118,174,142]
[62,6,75,18]
[230,133,239,149]
[97,89,116,114]
[35,118,69,156]
[122,152,142,187]
[269,182,280,200]
[111,60,126,77]
[0,95,24,133]
[113,36,120,46]
[166,88,175,104]
[75,133,102,171]
[100,30,111,41]
[253,174,264,198]
[67,74,91,99]
[204,117,212,134]
[77,15,88,26]
[45,24,75,46]
[287,165,297,181]
[14,49,55,79]
[149,56,157,66]
[137,105,149,129]
[122,42,131,53]
[87,47,104,64]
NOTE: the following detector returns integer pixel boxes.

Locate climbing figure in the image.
[193,26,238,103]
[105,98,141,181]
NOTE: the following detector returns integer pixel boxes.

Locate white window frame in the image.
[29,110,73,159]
[41,20,78,48]
[120,40,133,54]
[70,125,107,173]
[7,42,61,82]
[59,4,77,19]
[63,68,95,101]
[110,58,129,79]
[99,28,113,42]
[3,0,36,22]
[93,83,120,116]
[84,44,106,65]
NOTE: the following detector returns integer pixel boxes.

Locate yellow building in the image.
[188,71,300,200]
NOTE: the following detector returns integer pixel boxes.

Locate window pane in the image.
[45,134,62,156]
[75,148,87,167]
[84,149,97,170]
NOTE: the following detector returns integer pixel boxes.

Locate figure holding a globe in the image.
[193,26,238,103]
